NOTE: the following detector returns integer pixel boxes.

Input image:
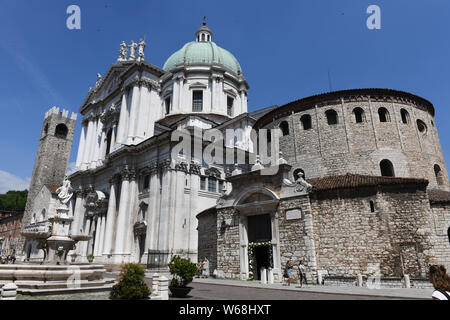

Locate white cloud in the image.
[0,170,31,193]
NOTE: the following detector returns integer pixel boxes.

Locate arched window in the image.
[353,107,365,123]
[55,124,68,138]
[325,109,338,125]
[417,119,427,133]
[105,129,113,156]
[279,121,289,136]
[293,168,305,180]
[448,227,450,245]
[40,209,46,222]
[300,114,312,130]
[44,123,49,135]
[380,159,395,177]
[434,164,444,186]
[370,201,375,212]
[400,109,410,124]
[378,108,390,122]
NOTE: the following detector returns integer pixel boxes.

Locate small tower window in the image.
[165,97,171,115]
[380,159,395,177]
[201,34,205,41]
[193,90,203,112]
[55,124,68,138]
[44,123,49,135]
[300,114,312,130]
[370,201,375,212]
[279,121,289,136]
[400,109,410,124]
[378,107,390,122]
[325,109,338,125]
[353,107,365,123]
[417,119,427,133]
[434,164,444,186]
[227,97,234,117]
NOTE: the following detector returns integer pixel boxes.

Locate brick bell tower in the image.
[18,107,77,256]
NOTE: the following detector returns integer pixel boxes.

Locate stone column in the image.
[82,117,94,168]
[88,117,99,169]
[124,174,138,254]
[93,117,104,166]
[71,188,85,236]
[171,167,186,252]
[145,167,160,254]
[127,84,141,144]
[113,166,133,263]
[158,163,172,251]
[75,123,87,168]
[98,213,106,258]
[188,162,200,258]
[87,217,96,256]
[136,83,150,143]
[172,78,179,113]
[93,216,102,256]
[110,123,117,153]
[103,178,118,257]
[116,90,129,145]
[240,90,247,114]
[98,127,107,163]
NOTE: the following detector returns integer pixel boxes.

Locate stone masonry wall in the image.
[277,195,317,282]
[310,186,435,278]
[265,98,449,191]
[197,210,217,274]
[430,203,450,270]
[216,207,241,279]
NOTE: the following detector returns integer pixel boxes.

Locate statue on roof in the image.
[128,40,137,60]
[96,73,102,87]
[137,38,146,62]
[118,41,128,62]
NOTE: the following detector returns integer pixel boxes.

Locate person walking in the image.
[283,260,293,286]
[429,264,450,300]
[298,260,307,287]
[202,257,209,278]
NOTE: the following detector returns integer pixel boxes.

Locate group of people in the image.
[282,260,450,300]
[196,257,210,278]
[283,260,307,287]
[0,254,16,264]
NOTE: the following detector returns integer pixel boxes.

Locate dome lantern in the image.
[195,17,213,42]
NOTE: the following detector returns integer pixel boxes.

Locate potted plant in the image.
[69,253,78,263]
[168,255,197,298]
[87,253,94,263]
[110,263,150,300]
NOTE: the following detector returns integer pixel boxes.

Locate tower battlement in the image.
[45,106,77,120]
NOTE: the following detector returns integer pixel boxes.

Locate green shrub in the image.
[168,255,197,288]
[110,263,151,300]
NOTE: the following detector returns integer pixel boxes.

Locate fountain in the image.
[0,178,114,295]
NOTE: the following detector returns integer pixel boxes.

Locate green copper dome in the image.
[163,41,243,75]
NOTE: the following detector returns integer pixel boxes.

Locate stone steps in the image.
[18,282,115,296]
[15,278,115,290]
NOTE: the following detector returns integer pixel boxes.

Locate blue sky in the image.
[0,0,449,192]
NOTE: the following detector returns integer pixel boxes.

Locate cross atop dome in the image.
[195,17,213,42]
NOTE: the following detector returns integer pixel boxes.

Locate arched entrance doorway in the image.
[235,187,281,281]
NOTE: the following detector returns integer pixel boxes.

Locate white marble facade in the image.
[68,23,253,264]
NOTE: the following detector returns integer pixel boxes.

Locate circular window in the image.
[416,119,427,133]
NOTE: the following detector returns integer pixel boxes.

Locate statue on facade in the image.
[56,177,73,205]
[137,38,146,62]
[118,41,128,62]
[283,171,312,194]
[128,40,137,60]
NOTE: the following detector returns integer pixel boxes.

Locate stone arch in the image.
[55,123,68,138]
[279,121,289,136]
[400,109,410,124]
[380,159,395,177]
[325,109,338,125]
[378,107,390,122]
[353,107,365,123]
[234,186,279,207]
[300,114,312,130]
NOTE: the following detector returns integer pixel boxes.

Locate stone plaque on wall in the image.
[285,208,302,220]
